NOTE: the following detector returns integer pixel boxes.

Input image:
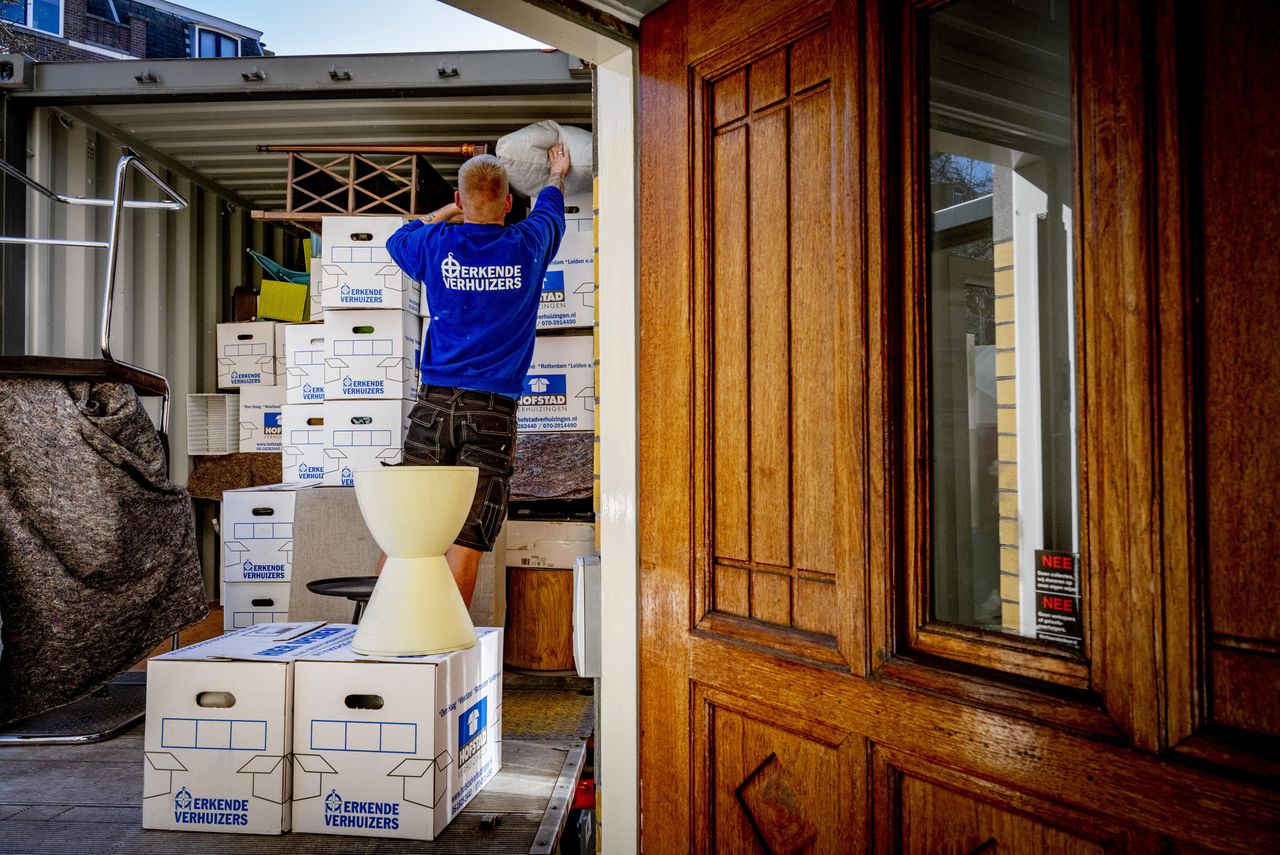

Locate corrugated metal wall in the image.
[23,106,289,485]
[22,107,291,592]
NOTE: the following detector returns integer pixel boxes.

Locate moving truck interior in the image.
[0,45,615,853]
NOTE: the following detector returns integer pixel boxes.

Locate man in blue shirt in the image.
[385,147,569,606]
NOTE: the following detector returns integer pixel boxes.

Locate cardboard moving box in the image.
[324,309,421,401]
[291,627,503,841]
[239,385,286,453]
[222,484,318,583]
[283,324,325,405]
[223,581,292,630]
[320,216,419,313]
[310,258,325,321]
[535,191,595,330]
[504,519,597,568]
[281,404,328,484]
[217,322,277,389]
[322,399,414,487]
[517,333,594,432]
[143,622,353,834]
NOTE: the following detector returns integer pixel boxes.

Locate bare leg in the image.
[446,544,482,609]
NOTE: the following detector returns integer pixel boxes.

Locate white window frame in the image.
[193,24,239,58]
[1,0,65,38]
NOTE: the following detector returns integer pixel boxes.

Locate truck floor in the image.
[0,673,593,854]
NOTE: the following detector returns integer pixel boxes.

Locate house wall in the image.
[0,0,120,61]
[1,0,260,60]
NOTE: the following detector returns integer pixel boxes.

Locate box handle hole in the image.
[196,691,236,708]
[349,233,373,242]
[351,416,372,425]
[251,507,275,517]
[250,598,275,607]
[306,417,324,426]
[309,337,323,346]
[236,334,254,341]
[564,206,580,214]
[345,694,384,710]
[351,326,374,334]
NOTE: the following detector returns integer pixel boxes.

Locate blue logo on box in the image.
[540,270,565,304]
[521,374,568,408]
[524,374,566,396]
[460,697,487,750]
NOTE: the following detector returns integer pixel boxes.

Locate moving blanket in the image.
[0,379,207,724]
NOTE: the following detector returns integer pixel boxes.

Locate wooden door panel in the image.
[702,13,842,638]
[790,79,837,583]
[747,104,791,571]
[1195,0,1280,743]
[687,0,830,64]
[712,120,750,565]
[1209,648,1280,737]
[638,0,1280,851]
[874,747,1131,855]
[897,778,1108,855]
[697,685,863,855]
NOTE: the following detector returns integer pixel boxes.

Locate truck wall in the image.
[23,106,290,593]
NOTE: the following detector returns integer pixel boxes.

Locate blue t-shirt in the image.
[386,187,565,397]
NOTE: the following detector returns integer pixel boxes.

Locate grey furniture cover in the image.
[0,379,207,724]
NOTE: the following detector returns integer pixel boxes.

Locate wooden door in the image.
[637,0,1280,851]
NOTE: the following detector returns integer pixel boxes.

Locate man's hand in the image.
[420,202,463,224]
[547,143,570,192]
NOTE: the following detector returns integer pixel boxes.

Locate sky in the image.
[193,0,549,55]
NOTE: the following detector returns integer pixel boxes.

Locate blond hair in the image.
[458,155,510,221]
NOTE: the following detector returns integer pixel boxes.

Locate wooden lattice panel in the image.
[268,144,485,220]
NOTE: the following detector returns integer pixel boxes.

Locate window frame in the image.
[1,0,65,38]
[193,25,240,58]
[898,0,1092,689]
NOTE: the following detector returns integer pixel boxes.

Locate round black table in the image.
[306,576,378,623]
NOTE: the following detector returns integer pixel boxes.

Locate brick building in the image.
[0,0,263,62]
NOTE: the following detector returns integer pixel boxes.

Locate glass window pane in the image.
[926,0,1080,649]
[32,0,59,33]
[1,2,25,25]
[199,29,218,57]
[219,34,239,57]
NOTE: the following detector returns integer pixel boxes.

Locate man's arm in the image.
[419,202,464,225]
[388,201,459,280]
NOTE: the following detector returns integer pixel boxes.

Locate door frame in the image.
[440,4,644,852]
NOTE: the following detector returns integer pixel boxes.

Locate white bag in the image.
[496,120,593,196]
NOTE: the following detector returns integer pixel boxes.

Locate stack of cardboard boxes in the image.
[519,191,596,433]
[214,197,597,643]
[220,216,423,629]
[220,484,315,630]
[215,320,285,456]
[505,191,600,671]
[314,216,423,487]
[143,622,503,841]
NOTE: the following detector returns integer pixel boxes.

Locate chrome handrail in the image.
[0,156,184,210]
[99,154,188,364]
[0,150,189,433]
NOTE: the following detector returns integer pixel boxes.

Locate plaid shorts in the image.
[402,384,517,552]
